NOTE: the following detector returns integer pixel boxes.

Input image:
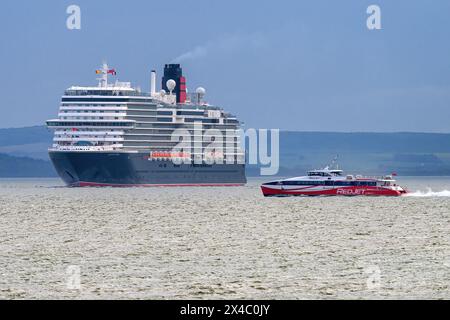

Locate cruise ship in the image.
[46,63,246,187]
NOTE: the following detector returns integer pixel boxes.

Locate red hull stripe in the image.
[74,181,245,187]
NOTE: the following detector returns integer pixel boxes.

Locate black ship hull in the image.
[49,151,246,186]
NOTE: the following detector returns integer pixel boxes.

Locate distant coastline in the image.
[2,126,450,177]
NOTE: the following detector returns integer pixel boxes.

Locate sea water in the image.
[0,177,449,299]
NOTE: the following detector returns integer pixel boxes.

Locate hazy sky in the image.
[1,0,450,132]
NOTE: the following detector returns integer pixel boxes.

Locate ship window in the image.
[74,141,93,146]
[177,111,204,116]
[157,118,173,122]
[158,111,173,116]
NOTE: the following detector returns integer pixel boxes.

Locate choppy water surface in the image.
[0,177,449,299]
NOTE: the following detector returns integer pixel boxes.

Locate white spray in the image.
[405,188,450,197]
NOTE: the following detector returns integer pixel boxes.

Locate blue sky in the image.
[1,0,450,132]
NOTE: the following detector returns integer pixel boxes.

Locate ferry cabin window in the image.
[308,172,330,177]
[282,181,325,185]
[281,181,377,186]
[356,181,376,186]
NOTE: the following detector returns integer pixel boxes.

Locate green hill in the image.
[1,126,450,177]
[0,153,56,177]
[0,126,53,147]
[273,131,450,176]
[0,126,52,160]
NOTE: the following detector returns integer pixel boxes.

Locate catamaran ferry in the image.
[261,167,408,197]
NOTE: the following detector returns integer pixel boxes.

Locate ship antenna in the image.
[331,155,339,169]
[97,61,109,88]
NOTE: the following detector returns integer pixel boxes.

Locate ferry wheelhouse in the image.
[261,167,407,197]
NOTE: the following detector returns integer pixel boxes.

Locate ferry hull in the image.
[261,185,405,197]
[49,151,246,187]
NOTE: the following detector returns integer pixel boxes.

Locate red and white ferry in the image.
[261,167,407,197]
